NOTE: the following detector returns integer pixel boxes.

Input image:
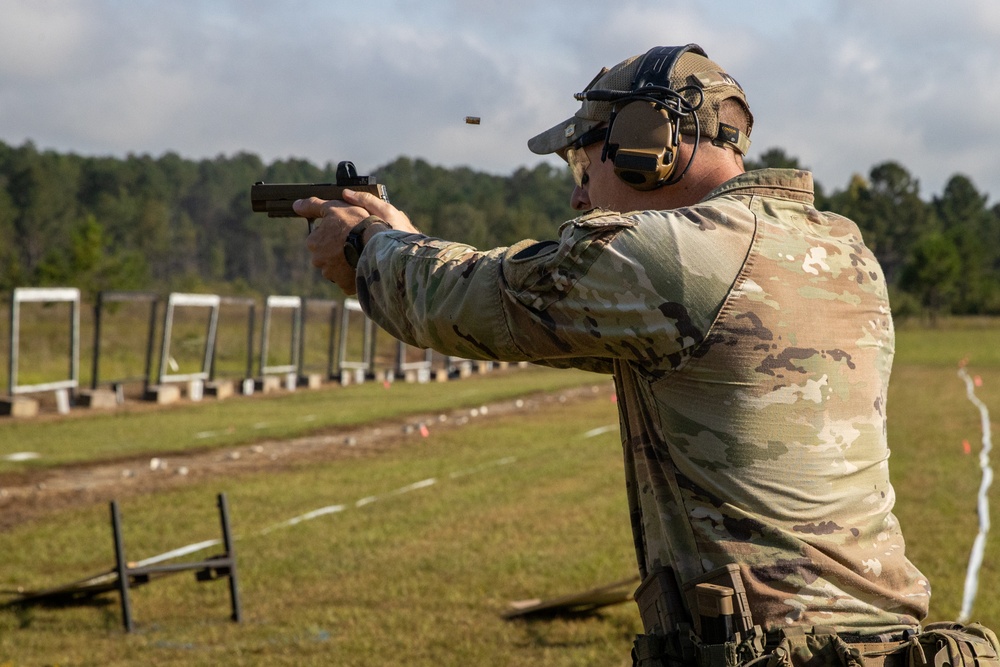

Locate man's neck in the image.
[646,162,744,209]
[652,142,744,209]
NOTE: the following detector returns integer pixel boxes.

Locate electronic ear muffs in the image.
[605,101,680,190]
[576,44,707,190]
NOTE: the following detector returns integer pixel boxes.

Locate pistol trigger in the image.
[308,219,315,235]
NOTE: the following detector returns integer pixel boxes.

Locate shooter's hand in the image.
[296,189,417,295]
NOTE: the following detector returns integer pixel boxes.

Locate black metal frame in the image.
[212,296,257,382]
[91,290,160,395]
[298,297,340,380]
[111,493,241,632]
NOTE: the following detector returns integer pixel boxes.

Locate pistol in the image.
[251,161,389,231]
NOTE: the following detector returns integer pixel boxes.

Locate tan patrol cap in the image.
[527,45,753,157]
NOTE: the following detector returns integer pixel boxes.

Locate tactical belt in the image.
[632,623,1000,667]
[631,563,1000,667]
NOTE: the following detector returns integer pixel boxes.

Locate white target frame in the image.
[155,293,221,386]
[7,287,81,395]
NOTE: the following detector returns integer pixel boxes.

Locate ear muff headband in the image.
[580,44,706,190]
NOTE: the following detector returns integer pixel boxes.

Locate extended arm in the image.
[296,189,419,295]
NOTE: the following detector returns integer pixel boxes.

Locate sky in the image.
[1,0,999,204]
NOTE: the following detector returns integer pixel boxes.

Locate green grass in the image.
[887,320,999,623]
[888,363,999,625]
[0,319,998,665]
[895,316,1000,367]
[0,389,637,666]
[0,366,600,472]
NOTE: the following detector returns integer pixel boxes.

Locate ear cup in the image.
[607,102,678,190]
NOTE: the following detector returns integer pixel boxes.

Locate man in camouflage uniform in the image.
[298,44,996,666]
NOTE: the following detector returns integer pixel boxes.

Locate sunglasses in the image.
[562,126,607,188]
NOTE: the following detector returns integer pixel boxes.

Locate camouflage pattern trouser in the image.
[632,622,1000,667]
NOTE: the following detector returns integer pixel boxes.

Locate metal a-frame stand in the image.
[5,494,242,633]
[111,493,242,632]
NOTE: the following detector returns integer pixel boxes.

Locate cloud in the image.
[722,0,1000,197]
[0,0,997,201]
[0,2,96,79]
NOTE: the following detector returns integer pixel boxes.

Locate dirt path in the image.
[0,383,612,532]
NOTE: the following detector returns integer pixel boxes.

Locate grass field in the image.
[1,318,998,666]
[0,366,603,473]
[2,369,638,666]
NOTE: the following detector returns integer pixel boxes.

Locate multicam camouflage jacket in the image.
[356,168,930,634]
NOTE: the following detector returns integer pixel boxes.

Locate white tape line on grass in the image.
[194,430,225,439]
[390,477,436,495]
[957,367,994,623]
[132,457,519,563]
[3,452,41,461]
[260,480,437,535]
[583,425,617,439]
[134,539,224,567]
[449,456,517,479]
[259,505,348,534]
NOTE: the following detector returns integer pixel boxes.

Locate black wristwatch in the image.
[344,216,390,268]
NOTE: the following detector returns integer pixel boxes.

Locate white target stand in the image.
[255,295,302,394]
[145,293,221,404]
[2,288,81,418]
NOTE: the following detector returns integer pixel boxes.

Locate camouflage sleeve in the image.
[356,205,753,374]
[355,230,537,363]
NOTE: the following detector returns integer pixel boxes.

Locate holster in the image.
[632,563,763,667]
[634,563,691,636]
[635,565,754,633]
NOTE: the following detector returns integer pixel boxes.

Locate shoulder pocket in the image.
[504,213,635,311]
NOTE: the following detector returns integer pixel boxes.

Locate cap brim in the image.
[527,115,604,156]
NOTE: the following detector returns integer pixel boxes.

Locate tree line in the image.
[1,139,997,319]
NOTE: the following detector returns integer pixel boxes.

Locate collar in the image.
[701,168,816,205]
